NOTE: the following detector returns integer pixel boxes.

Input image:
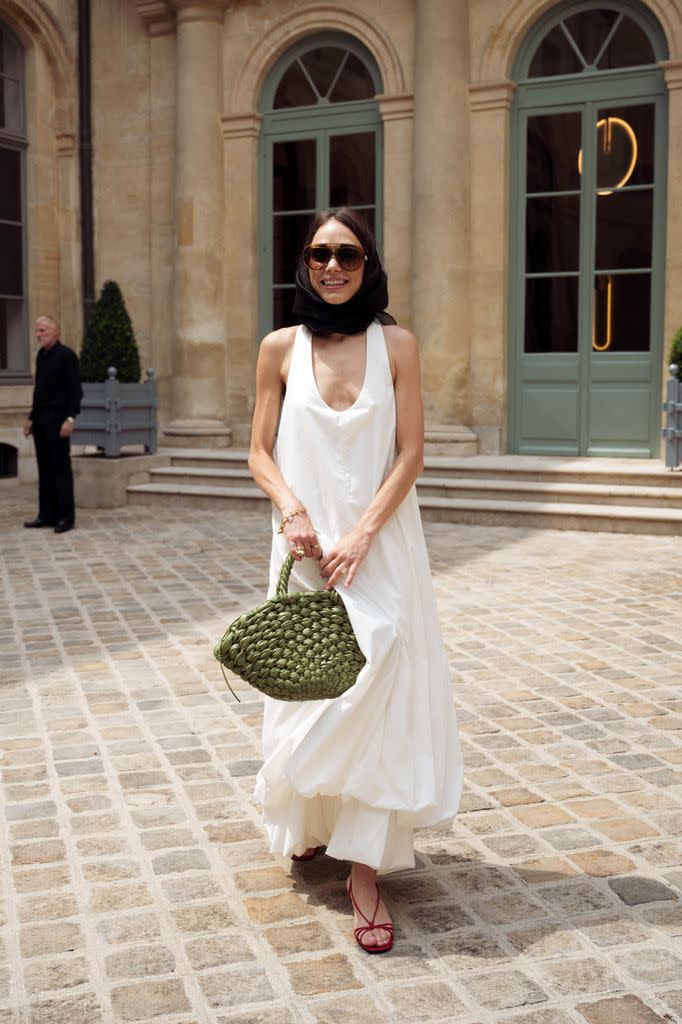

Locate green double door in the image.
[510,74,667,456]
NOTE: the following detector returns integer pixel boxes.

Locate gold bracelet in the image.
[277,505,306,534]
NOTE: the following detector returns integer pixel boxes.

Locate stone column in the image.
[138,1,176,425]
[55,131,81,348]
[377,93,414,333]
[165,0,230,446]
[468,80,516,454]
[221,112,262,446]
[411,0,476,453]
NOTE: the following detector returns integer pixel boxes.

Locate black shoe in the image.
[54,520,74,534]
[24,517,56,528]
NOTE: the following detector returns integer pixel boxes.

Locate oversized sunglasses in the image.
[303,243,367,273]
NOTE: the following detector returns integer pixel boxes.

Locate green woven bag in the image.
[213,554,366,702]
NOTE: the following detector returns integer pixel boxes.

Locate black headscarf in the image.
[292,249,396,338]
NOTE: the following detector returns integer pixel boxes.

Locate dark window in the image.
[528,11,656,78]
[0,21,27,375]
[273,46,375,110]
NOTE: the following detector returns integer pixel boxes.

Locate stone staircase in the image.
[126,449,682,535]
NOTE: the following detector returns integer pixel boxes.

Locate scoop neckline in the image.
[305,324,371,415]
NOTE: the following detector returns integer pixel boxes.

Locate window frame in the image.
[0,20,29,382]
[258,33,384,338]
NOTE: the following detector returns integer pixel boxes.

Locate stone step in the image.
[126,481,266,512]
[418,475,682,508]
[419,496,682,535]
[148,464,682,509]
[126,480,682,534]
[420,454,682,488]
[148,466,255,490]
[159,447,682,490]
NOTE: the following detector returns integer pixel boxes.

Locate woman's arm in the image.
[320,326,424,589]
[248,329,322,560]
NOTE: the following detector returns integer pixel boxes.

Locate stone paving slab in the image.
[0,485,681,1024]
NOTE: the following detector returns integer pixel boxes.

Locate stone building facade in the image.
[2,0,682,480]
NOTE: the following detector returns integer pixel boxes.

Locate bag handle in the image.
[275,553,295,599]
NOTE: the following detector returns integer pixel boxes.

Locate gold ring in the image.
[294,546,305,557]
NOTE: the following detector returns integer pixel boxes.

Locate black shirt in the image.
[29,341,83,419]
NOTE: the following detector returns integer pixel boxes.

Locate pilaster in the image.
[468,79,516,454]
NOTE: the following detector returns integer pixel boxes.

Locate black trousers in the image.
[32,410,75,524]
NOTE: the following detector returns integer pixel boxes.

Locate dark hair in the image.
[300,207,379,264]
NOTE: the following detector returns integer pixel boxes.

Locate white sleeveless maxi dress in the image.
[254,320,463,873]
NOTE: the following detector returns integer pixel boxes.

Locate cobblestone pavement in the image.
[1,486,681,1024]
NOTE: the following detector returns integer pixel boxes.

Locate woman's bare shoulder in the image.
[381,324,419,377]
[260,325,298,355]
[382,323,418,350]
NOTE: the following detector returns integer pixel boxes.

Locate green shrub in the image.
[80,280,141,383]
[669,326,682,382]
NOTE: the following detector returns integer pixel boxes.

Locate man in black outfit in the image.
[23,316,83,534]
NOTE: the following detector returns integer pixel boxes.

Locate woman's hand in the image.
[319,527,372,589]
[282,511,323,561]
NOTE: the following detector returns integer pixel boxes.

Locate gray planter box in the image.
[73,367,157,456]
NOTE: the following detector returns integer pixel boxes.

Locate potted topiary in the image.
[73,280,157,456]
[669,325,682,381]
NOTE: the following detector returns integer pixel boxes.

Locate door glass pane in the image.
[0,76,20,133]
[562,10,619,65]
[598,16,655,69]
[329,53,375,102]
[526,195,580,273]
[527,112,581,193]
[273,140,316,212]
[329,132,375,207]
[0,147,20,221]
[592,273,650,352]
[528,26,583,78]
[524,276,579,352]
[0,223,22,295]
[596,105,654,189]
[273,61,317,109]
[273,287,297,331]
[595,189,653,270]
[273,213,311,286]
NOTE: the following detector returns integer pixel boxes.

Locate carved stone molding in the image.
[56,131,76,156]
[220,112,263,141]
[136,0,175,36]
[376,93,414,122]
[662,59,682,92]
[469,80,516,114]
[171,0,228,25]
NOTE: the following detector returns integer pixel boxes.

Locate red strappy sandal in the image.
[346,876,394,953]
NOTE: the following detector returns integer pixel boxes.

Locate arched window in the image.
[259,33,383,334]
[508,2,668,457]
[0,20,27,378]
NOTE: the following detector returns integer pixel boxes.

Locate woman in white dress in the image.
[248,208,463,953]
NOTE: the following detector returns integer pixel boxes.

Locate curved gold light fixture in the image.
[593,274,613,351]
[578,116,638,196]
